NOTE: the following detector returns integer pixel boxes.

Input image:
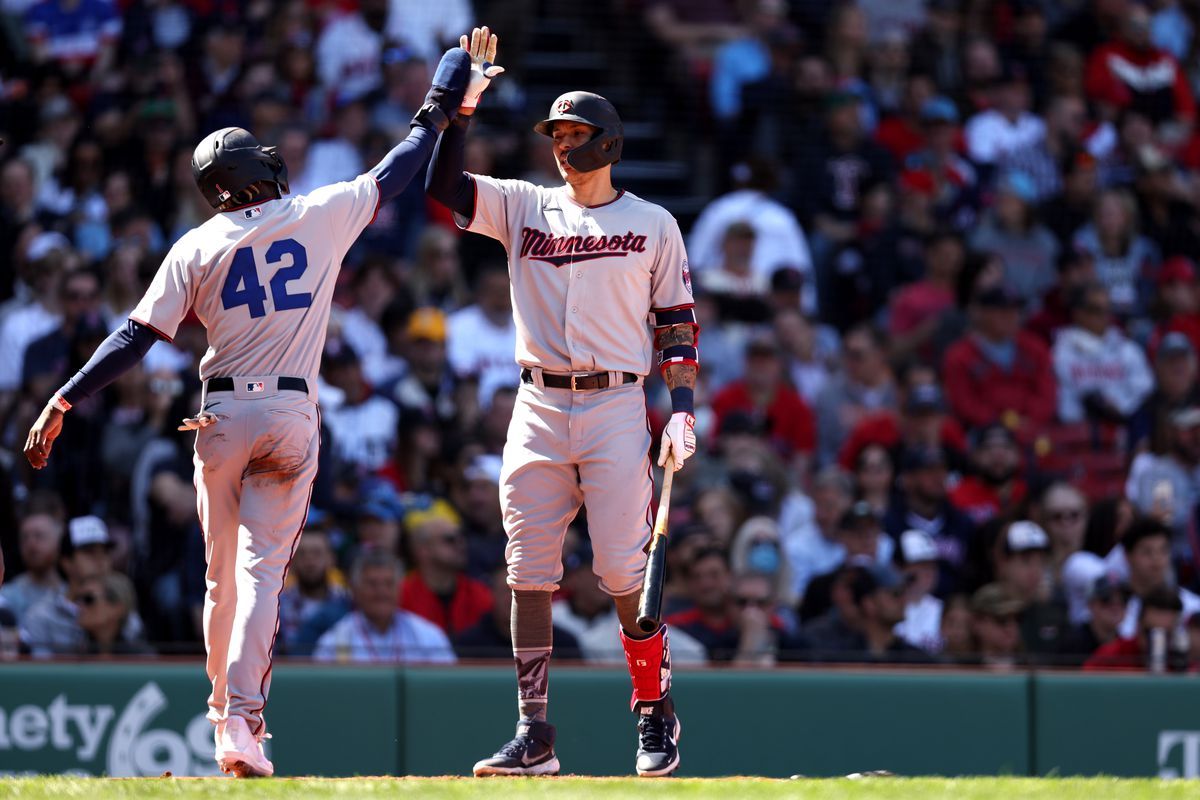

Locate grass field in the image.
[1,777,1197,799]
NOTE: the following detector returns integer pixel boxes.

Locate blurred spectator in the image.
[339,258,398,386]
[399,506,491,638]
[967,170,1059,307]
[0,233,69,394]
[773,307,834,406]
[904,97,979,232]
[893,529,944,652]
[665,547,784,663]
[1149,0,1192,61]
[948,423,1026,526]
[1085,585,1183,671]
[356,500,403,557]
[1043,153,1101,249]
[814,324,895,467]
[453,454,505,578]
[315,0,387,104]
[1059,575,1127,666]
[321,341,398,473]
[711,337,815,472]
[780,466,854,599]
[383,0,473,64]
[20,516,146,656]
[0,511,64,621]
[939,593,972,660]
[1084,4,1194,130]
[1126,409,1200,546]
[1150,259,1200,354]
[942,284,1056,432]
[1036,483,1091,590]
[883,445,975,595]
[991,520,1069,658]
[278,524,351,656]
[22,267,103,400]
[729,516,794,609]
[1115,518,1200,639]
[1053,282,1153,424]
[967,583,1024,668]
[888,230,963,361]
[838,366,967,472]
[998,95,1088,205]
[385,307,458,430]
[852,444,894,518]
[688,158,814,311]
[446,264,517,409]
[313,549,455,664]
[709,0,788,123]
[1129,333,1200,452]
[1072,188,1160,318]
[455,566,582,661]
[305,98,369,187]
[24,0,121,77]
[696,222,770,322]
[964,64,1044,167]
[1025,247,1097,345]
[799,500,894,622]
[409,226,469,312]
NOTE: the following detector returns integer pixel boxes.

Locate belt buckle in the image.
[570,373,583,391]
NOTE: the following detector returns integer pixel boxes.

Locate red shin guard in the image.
[620,624,672,710]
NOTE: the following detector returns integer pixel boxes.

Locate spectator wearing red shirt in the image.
[1026,248,1097,346]
[888,230,964,362]
[1084,5,1195,127]
[1147,257,1200,359]
[942,284,1056,435]
[1085,586,1184,671]
[399,508,492,638]
[711,336,816,472]
[949,423,1027,525]
[838,367,967,473]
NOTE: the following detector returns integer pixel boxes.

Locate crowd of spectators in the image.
[5,0,1200,673]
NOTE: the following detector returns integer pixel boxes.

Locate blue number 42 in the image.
[221,238,312,318]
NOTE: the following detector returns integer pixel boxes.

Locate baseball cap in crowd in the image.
[849,563,905,603]
[823,87,862,111]
[904,384,944,415]
[403,497,461,531]
[1087,574,1126,604]
[996,170,1037,204]
[1159,332,1195,358]
[720,410,763,437]
[974,284,1024,309]
[464,454,503,485]
[920,96,959,125]
[770,266,805,293]
[406,307,447,343]
[67,516,112,551]
[900,445,947,472]
[972,422,1017,450]
[306,507,330,528]
[323,339,360,368]
[745,334,781,359]
[897,529,939,566]
[1158,256,1197,286]
[839,500,880,530]
[723,220,756,241]
[970,583,1025,617]
[1137,144,1172,174]
[359,501,400,523]
[25,231,72,263]
[1004,520,1050,553]
[1171,406,1200,429]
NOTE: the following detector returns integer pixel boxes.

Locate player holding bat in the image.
[427,27,698,777]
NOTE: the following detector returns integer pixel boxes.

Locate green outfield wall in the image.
[0,663,1195,778]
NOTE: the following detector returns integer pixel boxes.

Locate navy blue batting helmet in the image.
[534,91,623,172]
[191,127,289,209]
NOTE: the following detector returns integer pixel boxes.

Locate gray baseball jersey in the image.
[460,176,694,595]
[132,174,379,386]
[134,175,379,738]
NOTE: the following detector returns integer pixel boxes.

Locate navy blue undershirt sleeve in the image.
[368,124,439,205]
[57,319,161,406]
[426,115,476,218]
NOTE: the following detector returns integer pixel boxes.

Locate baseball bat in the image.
[636,454,676,632]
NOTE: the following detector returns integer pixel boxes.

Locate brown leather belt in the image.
[520,368,638,391]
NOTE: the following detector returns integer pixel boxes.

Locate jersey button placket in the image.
[563,217,585,370]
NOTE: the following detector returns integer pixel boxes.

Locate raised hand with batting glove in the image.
[459,26,505,111]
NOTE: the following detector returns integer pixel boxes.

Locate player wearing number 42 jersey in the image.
[428,28,699,778]
[24,48,474,778]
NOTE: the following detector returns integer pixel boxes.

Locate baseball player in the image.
[24,50,471,777]
[428,28,698,778]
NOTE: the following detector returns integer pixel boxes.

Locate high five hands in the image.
[460,26,504,112]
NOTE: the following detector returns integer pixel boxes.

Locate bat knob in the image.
[636,615,659,633]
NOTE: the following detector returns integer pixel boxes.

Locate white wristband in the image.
[51,394,71,413]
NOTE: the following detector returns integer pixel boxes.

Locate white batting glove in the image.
[459,26,504,110]
[178,411,220,432]
[658,412,696,472]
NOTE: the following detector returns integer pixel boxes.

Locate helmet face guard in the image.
[192,127,289,209]
[534,92,624,173]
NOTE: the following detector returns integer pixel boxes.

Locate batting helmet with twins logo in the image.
[534,91,624,172]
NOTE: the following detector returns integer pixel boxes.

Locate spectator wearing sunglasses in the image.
[1035,483,1090,591]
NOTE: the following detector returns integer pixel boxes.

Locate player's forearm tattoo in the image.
[664,363,697,391]
[654,323,697,350]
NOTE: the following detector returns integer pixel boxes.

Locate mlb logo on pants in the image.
[247,381,265,393]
